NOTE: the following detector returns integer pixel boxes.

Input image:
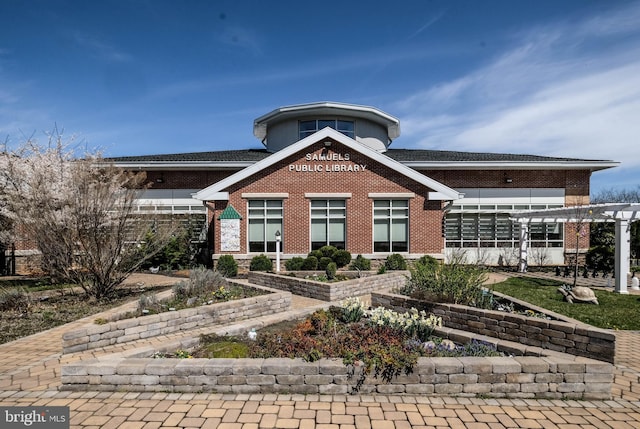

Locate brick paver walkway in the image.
[1,272,640,428]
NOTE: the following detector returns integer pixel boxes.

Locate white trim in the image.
[194,128,462,201]
[242,193,289,199]
[199,192,229,200]
[368,192,415,199]
[429,192,459,201]
[305,193,352,199]
[404,161,619,172]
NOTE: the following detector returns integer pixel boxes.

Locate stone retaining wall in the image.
[371,290,615,363]
[247,271,407,301]
[62,284,291,354]
[60,354,613,400]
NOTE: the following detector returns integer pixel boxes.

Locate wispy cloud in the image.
[396,2,640,175]
[71,32,132,63]
[407,10,447,40]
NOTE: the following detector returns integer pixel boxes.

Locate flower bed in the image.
[371,290,615,363]
[61,281,291,354]
[61,335,613,399]
[61,299,614,399]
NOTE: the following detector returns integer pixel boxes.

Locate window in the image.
[444,204,563,248]
[310,200,346,250]
[299,119,355,139]
[373,200,408,252]
[248,200,283,253]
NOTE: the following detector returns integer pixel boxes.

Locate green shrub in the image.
[318,245,338,259]
[416,255,439,271]
[249,254,273,271]
[326,262,337,279]
[301,256,318,270]
[285,257,305,271]
[141,226,198,270]
[400,262,488,307]
[332,250,351,268]
[216,255,238,277]
[385,253,407,270]
[308,250,322,260]
[377,265,386,274]
[318,257,333,270]
[350,254,371,271]
[586,245,614,273]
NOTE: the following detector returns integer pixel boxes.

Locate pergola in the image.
[511,203,640,294]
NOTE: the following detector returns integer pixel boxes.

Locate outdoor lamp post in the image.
[275,230,281,272]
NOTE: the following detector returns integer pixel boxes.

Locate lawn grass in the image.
[488,276,640,330]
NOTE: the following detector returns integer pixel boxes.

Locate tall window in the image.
[373,200,409,252]
[311,200,346,250]
[299,120,355,139]
[248,200,283,252]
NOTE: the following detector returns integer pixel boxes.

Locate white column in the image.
[519,223,529,273]
[614,218,630,294]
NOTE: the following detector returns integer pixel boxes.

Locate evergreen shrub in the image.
[350,254,371,271]
[332,249,352,268]
[249,254,273,272]
[285,257,305,271]
[215,255,238,277]
[318,245,338,258]
[301,256,318,270]
[318,257,333,270]
[385,253,407,270]
[326,262,337,279]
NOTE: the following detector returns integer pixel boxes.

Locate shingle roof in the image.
[108,148,609,164]
[107,149,271,163]
[383,149,605,163]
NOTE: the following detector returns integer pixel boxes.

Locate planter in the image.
[62,282,291,354]
[371,290,616,363]
[247,270,407,301]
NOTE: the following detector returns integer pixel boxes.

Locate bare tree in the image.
[0,131,174,298]
[566,197,593,287]
[498,247,518,268]
[529,246,550,267]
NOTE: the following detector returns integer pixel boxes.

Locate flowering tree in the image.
[0,132,173,298]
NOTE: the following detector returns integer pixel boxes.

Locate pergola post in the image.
[614,218,630,294]
[519,223,529,273]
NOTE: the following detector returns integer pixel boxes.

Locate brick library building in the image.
[6,101,617,273]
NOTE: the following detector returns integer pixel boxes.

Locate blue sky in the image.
[1,0,639,196]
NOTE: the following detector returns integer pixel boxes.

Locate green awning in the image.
[218,204,242,220]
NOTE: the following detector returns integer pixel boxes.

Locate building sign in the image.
[220,219,240,251]
[289,152,367,173]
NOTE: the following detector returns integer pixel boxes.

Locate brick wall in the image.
[62,284,291,354]
[209,141,446,256]
[61,354,613,399]
[247,270,407,301]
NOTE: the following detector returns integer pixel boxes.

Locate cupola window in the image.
[299,120,354,139]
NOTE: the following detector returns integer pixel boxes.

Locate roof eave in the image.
[109,161,256,170]
[401,161,620,171]
[195,128,460,202]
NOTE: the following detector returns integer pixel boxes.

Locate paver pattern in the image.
[1,272,639,428]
